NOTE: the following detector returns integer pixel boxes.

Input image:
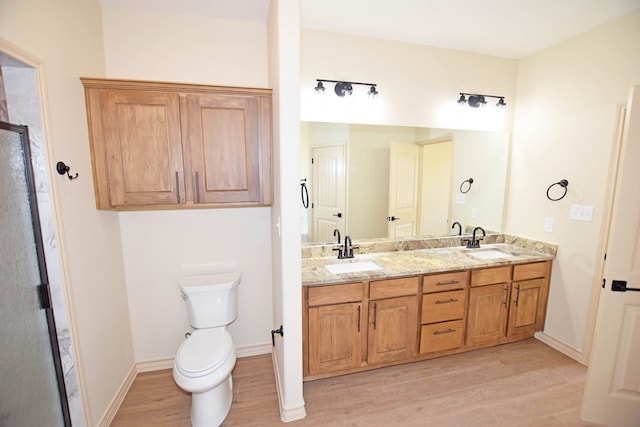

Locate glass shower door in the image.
[0,122,70,426]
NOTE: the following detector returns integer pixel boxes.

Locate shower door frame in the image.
[0,120,72,426]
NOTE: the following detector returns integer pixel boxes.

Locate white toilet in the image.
[173,272,240,427]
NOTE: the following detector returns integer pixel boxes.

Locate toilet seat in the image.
[175,329,234,378]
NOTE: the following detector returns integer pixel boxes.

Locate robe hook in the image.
[56,161,79,180]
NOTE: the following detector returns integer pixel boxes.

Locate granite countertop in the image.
[302,243,555,286]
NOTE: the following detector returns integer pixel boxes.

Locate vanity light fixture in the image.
[315,79,379,98]
[457,92,506,110]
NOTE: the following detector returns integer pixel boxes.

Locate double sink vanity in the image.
[301,234,557,381]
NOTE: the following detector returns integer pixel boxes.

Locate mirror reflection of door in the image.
[419,138,453,236]
[311,143,346,242]
[388,141,419,237]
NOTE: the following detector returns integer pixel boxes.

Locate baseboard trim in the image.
[97,363,137,427]
[137,357,174,372]
[271,348,306,422]
[236,342,272,358]
[136,342,273,373]
[535,331,586,365]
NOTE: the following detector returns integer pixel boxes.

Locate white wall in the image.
[301,30,518,133]
[100,5,274,360]
[508,10,640,358]
[267,0,306,421]
[0,0,135,425]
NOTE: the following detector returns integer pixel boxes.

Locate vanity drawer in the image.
[420,320,465,353]
[471,266,511,287]
[423,271,469,293]
[308,283,363,307]
[421,289,467,324]
[513,261,549,281]
[369,276,419,300]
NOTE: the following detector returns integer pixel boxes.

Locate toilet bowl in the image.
[173,272,240,427]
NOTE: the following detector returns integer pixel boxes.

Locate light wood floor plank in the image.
[111,339,590,426]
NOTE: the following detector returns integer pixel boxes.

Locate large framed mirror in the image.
[300,122,509,244]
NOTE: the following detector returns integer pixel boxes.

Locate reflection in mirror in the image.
[300,122,509,244]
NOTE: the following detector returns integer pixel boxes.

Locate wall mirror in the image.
[300,122,510,245]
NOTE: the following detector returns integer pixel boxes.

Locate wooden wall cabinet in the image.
[81,78,272,210]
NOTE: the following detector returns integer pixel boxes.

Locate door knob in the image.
[332,212,343,218]
[387,216,400,221]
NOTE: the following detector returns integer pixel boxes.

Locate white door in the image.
[311,144,346,243]
[582,85,640,425]
[388,141,419,238]
[419,140,453,236]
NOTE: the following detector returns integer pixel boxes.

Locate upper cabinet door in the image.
[93,88,186,207]
[185,93,271,205]
[82,78,272,210]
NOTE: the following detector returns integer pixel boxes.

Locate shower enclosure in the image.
[0,121,70,426]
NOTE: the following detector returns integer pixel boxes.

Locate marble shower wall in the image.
[3,64,85,426]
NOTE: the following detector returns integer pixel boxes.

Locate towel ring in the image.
[546,179,569,201]
[459,178,474,194]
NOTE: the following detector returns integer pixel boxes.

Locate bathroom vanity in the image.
[301,237,555,381]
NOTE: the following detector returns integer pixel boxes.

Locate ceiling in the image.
[97,0,640,58]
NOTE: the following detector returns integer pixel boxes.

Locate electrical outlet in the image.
[570,204,594,222]
[544,218,554,232]
[471,207,478,219]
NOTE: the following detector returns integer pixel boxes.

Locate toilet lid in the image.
[175,329,234,377]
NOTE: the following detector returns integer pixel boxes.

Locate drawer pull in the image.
[436,280,459,286]
[434,328,456,335]
[357,305,361,332]
[435,298,458,304]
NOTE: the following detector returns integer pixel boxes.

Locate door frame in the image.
[1,39,85,424]
[582,103,628,365]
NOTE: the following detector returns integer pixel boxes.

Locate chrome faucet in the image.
[451,221,462,236]
[466,226,486,248]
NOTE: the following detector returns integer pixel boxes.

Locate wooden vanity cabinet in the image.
[466,266,511,346]
[367,277,419,364]
[81,78,272,210]
[466,262,551,346]
[419,271,469,354]
[304,283,365,376]
[507,262,551,339]
[303,260,552,380]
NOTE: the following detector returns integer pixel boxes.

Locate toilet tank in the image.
[179,272,240,329]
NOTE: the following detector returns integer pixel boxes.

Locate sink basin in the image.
[325,260,383,274]
[467,249,514,260]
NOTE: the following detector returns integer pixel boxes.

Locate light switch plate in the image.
[570,204,594,222]
[455,194,466,205]
[471,207,478,219]
[544,218,554,232]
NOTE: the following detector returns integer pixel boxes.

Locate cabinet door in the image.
[507,278,548,338]
[185,94,270,204]
[368,296,418,364]
[466,283,509,346]
[97,89,185,207]
[308,302,363,375]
